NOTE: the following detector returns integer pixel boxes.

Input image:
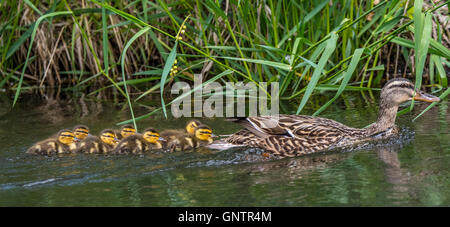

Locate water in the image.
[0,93,449,206]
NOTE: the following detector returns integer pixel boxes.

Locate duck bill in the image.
[413,91,440,103]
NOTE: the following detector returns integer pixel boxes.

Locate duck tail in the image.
[225,117,247,122]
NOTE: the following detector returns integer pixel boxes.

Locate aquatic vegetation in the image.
[0,0,448,124]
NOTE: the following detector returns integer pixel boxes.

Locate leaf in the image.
[296,32,338,114]
[160,42,178,118]
[203,0,227,19]
[219,56,291,71]
[313,48,364,116]
[13,11,73,108]
[412,87,449,121]
[121,26,151,132]
[278,0,330,47]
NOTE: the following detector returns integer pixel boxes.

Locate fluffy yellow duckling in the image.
[72,125,90,141]
[26,129,77,155]
[166,124,215,152]
[115,124,136,140]
[160,119,201,145]
[75,129,118,154]
[113,128,164,154]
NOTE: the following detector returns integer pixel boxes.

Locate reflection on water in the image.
[0,92,449,206]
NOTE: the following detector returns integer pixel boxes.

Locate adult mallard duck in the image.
[26,129,78,155]
[165,124,215,152]
[115,124,136,140]
[214,78,440,157]
[113,128,163,154]
[75,129,118,154]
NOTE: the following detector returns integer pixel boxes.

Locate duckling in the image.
[113,128,163,154]
[160,119,201,146]
[115,124,136,140]
[72,125,90,141]
[26,129,77,155]
[166,124,215,152]
[75,129,118,154]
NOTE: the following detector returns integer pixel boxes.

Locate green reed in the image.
[0,0,449,124]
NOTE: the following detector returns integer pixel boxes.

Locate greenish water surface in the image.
[0,93,449,206]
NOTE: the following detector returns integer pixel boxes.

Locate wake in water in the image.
[0,127,414,191]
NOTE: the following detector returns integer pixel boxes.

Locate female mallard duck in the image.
[75,129,118,154]
[115,124,136,140]
[73,125,90,141]
[166,124,215,152]
[215,78,440,157]
[26,129,77,155]
[113,128,163,154]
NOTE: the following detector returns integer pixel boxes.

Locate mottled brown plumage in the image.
[221,78,440,157]
[26,129,77,155]
[165,125,214,152]
[75,129,118,154]
[113,128,163,154]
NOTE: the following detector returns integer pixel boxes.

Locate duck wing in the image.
[228,115,353,139]
[227,116,294,138]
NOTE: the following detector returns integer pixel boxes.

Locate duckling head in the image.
[57,129,76,145]
[100,129,118,145]
[73,125,90,140]
[186,119,201,135]
[142,128,162,144]
[120,124,136,138]
[194,125,214,141]
[380,78,440,108]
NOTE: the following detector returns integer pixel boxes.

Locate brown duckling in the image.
[115,124,136,140]
[160,119,201,146]
[113,128,163,154]
[27,129,77,155]
[221,78,441,157]
[75,129,118,154]
[166,124,215,152]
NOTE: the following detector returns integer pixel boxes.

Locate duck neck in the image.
[365,101,399,135]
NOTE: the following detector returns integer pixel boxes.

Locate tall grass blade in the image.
[160,41,178,118]
[12,11,72,108]
[313,48,364,116]
[296,33,338,115]
[121,27,151,132]
[412,87,450,121]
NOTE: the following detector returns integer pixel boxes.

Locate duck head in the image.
[186,120,201,135]
[73,125,90,140]
[100,129,119,145]
[120,124,136,138]
[194,125,215,142]
[380,78,440,107]
[57,129,76,145]
[372,78,440,132]
[142,128,163,144]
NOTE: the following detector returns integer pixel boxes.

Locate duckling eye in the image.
[103,134,115,138]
